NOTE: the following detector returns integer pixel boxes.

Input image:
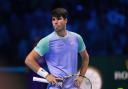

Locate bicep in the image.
[27,49,41,61]
[25,49,42,72]
[80,49,89,59]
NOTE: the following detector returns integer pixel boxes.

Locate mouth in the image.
[54,25,60,29]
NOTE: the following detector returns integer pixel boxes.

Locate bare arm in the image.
[75,49,89,87]
[25,49,41,73]
[25,49,61,84]
[79,49,89,76]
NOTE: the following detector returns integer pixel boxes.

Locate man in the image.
[25,8,89,89]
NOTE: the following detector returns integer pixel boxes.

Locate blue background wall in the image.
[0,0,128,89]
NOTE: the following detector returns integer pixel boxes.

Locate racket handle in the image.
[33,77,49,83]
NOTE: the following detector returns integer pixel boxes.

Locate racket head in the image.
[80,76,92,89]
[61,75,92,89]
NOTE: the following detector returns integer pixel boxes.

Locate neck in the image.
[56,29,67,37]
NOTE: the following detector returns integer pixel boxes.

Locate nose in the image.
[54,19,58,24]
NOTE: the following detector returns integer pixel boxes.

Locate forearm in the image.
[25,50,49,78]
[25,56,40,73]
[25,50,41,73]
[79,51,89,76]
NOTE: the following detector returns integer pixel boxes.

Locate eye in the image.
[52,18,55,21]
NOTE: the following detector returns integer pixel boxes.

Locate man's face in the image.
[52,16,67,32]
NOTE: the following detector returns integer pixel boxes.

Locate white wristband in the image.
[37,68,49,78]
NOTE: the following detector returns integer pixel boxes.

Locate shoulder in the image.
[39,32,55,43]
[68,31,82,38]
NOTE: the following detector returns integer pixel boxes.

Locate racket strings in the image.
[80,77,92,89]
[45,76,92,89]
[44,65,92,89]
[61,75,92,89]
[85,77,92,89]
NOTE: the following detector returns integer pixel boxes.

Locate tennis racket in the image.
[33,65,92,89]
[33,74,92,89]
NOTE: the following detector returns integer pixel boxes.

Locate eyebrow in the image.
[52,17,62,20]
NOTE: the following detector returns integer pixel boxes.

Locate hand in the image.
[46,74,62,85]
[74,76,84,87]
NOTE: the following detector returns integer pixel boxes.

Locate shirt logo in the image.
[70,38,75,45]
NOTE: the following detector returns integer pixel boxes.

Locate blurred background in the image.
[0,0,128,89]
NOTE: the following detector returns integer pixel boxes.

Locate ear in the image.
[65,18,67,23]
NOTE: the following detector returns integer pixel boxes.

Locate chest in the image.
[49,38,78,53]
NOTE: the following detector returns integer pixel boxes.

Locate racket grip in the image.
[33,77,49,83]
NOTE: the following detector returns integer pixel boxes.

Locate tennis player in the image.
[25,8,89,89]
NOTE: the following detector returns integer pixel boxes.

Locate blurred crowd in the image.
[0,0,128,66]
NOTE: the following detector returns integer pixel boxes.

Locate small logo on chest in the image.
[69,38,75,45]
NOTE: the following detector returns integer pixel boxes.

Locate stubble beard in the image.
[54,26,65,33]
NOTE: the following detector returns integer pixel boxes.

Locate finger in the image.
[77,81,80,87]
[51,81,56,85]
[50,81,54,85]
[74,80,80,87]
[55,78,63,81]
[53,79,58,84]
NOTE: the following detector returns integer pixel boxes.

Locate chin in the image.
[55,29,62,32]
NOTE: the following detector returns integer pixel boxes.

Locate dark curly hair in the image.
[51,8,68,19]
